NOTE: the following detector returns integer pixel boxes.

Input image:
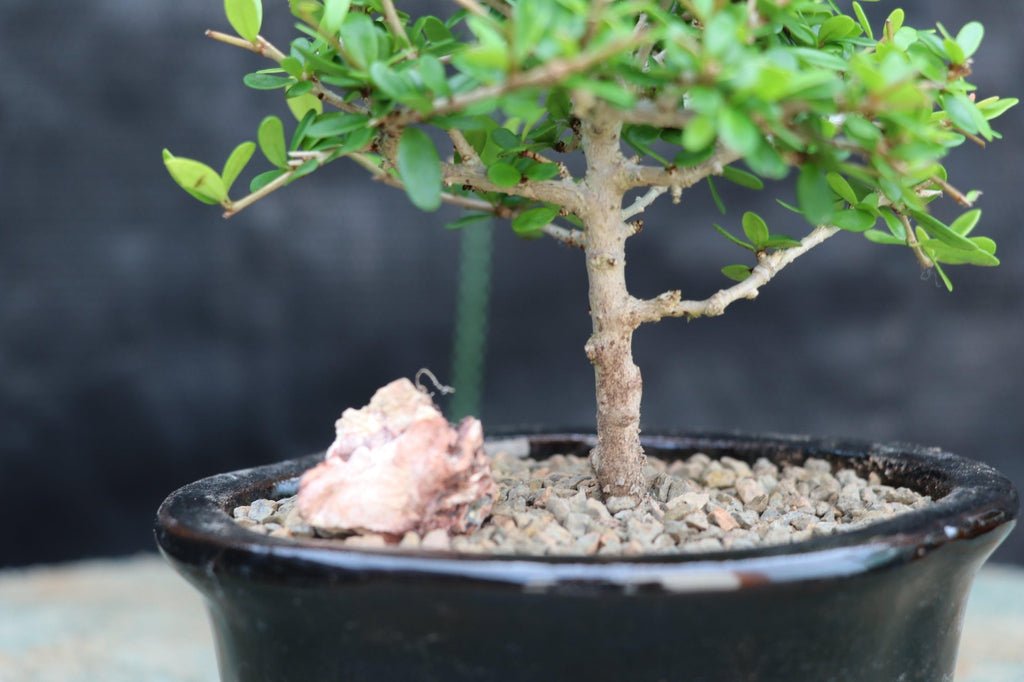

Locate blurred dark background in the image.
[1,1,1021,567]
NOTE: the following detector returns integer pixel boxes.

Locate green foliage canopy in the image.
[166,0,1016,290]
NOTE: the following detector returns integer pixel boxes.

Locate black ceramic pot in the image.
[156,432,1017,682]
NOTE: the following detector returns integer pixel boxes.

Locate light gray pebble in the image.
[544,496,571,524]
[584,498,613,522]
[247,499,277,523]
[703,467,737,489]
[605,496,638,514]
[683,511,710,531]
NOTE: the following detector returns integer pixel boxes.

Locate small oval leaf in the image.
[165,152,227,205]
[486,162,522,187]
[222,141,256,194]
[512,206,559,238]
[258,116,288,167]
[397,128,442,211]
[224,0,262,42]
[741,212,770,246]
[721,265,752,282]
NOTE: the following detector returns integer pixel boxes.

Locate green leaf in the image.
[707,177,726,215]
[490,128,522,150]
[682,114,716,153]
[933,261,954,292]
[279,57,304,80]
[950,209,982,237]
[714,224,754,251]
[797,163,835,226]
[722,166,764,190]
[446,213,491,230]
[826,173,858,205]
[885,8,905,35]
[762,236,802,249]
[340,12,380,69]
[818,15,860,44]
[321,0,351,36]
[305,113,369,139]
[922,239,999,267]
[976,96,1019,121]
[222,141,256,194]
[243,72,292,90]
[335,127,375,155]
[370,62,413,101]
[910,209,977,251]
[250,169,285,193]
[225,0,262,42]
[524,163,560,181]
[876,208,903,237]
[290,109,317,151]
[863,229,905,246]
[164,152,228,205]
[418,55,449,97]
[512,206,559,237]
[287,92,323,121]
[717,108,761,156]
[721,265,752,282]
[420,16,454,44]
[258,116,288,167]
[286,81,314,98]
[943,38,965,66]
[487,162,521,187]
[397,128,442,212]
[852,2,874,40]
[957,22,984,59]
[831,209,876,232]
[742,212,769,247]
[942,93,982,135]
[288,159,319,182]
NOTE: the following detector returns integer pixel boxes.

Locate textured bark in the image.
[579,111,647,498]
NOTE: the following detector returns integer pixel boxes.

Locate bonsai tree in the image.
[165,0,1015,499]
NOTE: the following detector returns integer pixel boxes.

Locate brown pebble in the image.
[709,508,739,532]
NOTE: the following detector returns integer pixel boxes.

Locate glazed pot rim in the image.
[155,430,1018,591]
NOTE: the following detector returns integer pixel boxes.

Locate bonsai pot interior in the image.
[156,431,1017,682]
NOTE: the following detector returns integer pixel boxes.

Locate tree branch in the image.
[448,130,481,165]
[620,146,743,190]
[619,100,693,129]
[349,153,583,247]
[899,211,935,270]
[381,0,412,50]
[205,30,363,114]
[389,34,643,127]
[622,187,667,219]
[542,223,586,248]
[634,224,841,322]
[223,170,295,219]
[443,163,584,211]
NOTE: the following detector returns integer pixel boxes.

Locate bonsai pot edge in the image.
[155,431,1018,682]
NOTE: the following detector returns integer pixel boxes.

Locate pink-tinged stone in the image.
[297,379,496,536]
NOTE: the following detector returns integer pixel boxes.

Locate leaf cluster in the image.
[165,0,1015,289]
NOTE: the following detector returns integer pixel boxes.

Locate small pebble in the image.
[709,508,739,532]
[247,499,277,523]
[605,496,638,514]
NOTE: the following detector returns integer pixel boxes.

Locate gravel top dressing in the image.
[233,451,932,556]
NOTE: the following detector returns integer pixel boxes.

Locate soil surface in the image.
[233,450,931,555]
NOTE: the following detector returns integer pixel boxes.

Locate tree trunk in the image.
[579,112,647,499]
